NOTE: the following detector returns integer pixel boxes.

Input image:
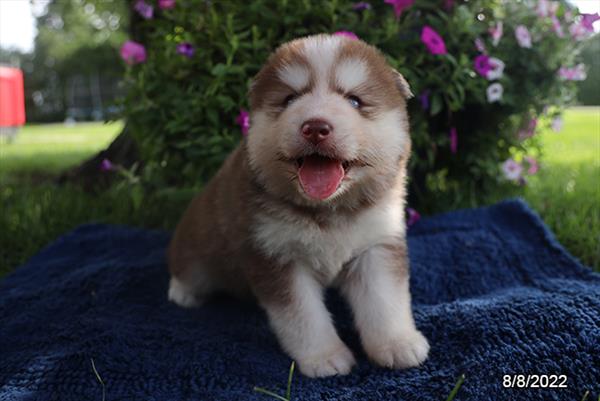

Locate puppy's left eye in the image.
[283,94,298,107]
[347,95,362,109]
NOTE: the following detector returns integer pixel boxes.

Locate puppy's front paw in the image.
[365,329,429,369]
[297,343,356,378]
[168,277,202,308]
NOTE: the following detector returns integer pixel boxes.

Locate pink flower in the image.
[551,16,564,37]
[449,127,458,154]
[489,21,503,46]
[384,0,414,19]
[536,0,557,18]
[474,37,486,53]
[134,0,153,19]
[569,22,588,41]
[120,40,146,65]
[518,118,537,140]
[581,13,600,32]
[421,26,447,55]
[406,208,421,226]
[236,109,250,136]
[352,1,371,10]
[524,156,539,175]
[176,42,195,58]
[100,158,114,172]
[558,64,587,81]
[474,54,492,77]
[486,83,503,103]
[551,116,563,132]
[501,159,523,181]
[158,0,176,9]
[487,57,505,80]
[444,0,454,10]
[515,25,532,48]
[333,31,359,40]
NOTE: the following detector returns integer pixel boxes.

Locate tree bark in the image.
[57,125,138,191]
[58,2,144,191]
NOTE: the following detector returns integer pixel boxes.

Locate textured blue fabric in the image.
[1,199,598,401]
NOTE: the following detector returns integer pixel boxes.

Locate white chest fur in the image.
[251,196,405,282]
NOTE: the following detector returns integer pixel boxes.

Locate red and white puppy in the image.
[168,34,429,377]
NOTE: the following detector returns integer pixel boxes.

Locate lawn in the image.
[523,107,600,270]
[0,109,598,277]
[0,121,123,179]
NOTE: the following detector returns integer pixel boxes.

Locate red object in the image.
[0,67,26,127]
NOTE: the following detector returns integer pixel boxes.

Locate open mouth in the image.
[295,154,348,201]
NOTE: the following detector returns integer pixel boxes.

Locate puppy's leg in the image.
[168,264,215,308]
[340,243,429,369]
[249,263,356,378]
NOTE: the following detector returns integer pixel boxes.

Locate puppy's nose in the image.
[301,119,332,145]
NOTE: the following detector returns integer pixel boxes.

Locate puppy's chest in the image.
[252,204,404,281]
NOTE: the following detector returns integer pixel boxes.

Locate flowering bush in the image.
[121,0,593,212]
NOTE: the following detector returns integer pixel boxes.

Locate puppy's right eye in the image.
[283,94,297,107]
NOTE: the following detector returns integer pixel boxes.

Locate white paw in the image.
[365,329,430,369]
[168,277,202,308]
[297,343,356,378]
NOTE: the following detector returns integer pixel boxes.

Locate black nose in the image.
[301,119,332,145]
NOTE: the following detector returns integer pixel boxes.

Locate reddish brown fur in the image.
[169,35,412,310]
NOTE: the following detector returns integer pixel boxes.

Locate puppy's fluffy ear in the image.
[391,69,413,100]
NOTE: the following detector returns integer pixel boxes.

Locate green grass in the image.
[0,121,192,277]
[522,107,600,270]
[0,109,598,277]
[0,121,123,178]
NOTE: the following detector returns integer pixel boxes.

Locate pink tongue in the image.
[298,155,344,200]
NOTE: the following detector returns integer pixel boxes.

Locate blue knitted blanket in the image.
[1,200,598,401]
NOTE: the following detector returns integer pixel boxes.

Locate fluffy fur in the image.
[168,34,429,377]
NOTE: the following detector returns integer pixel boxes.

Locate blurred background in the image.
[0,0,598,275]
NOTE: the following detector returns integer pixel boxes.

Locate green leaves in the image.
[121,0,580,212]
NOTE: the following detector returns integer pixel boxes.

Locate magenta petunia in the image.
[524,156,539,175]
[100,158,114,172]
[474,37,486,53]
[474,54,492,77]
[352,1,371,10]
[406,208,421,226]
[158,0,176,9]
[449,127,458,154]
[177,42,195,58]
[236,109,250,136]
[333,31,359,40]
[569,22,588,41]
[515,25,532,48]
[489,21,503,47]
[134,0,153,19]
[558,64,586,81]
[384,0,414,19]
[120,40,147,65]
[421,26,447,55]
[518,118,538,140]
[551,16,564,37]
[535,0,557,18]
[581,13,600,32]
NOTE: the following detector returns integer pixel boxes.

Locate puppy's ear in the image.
[391,69,413,100]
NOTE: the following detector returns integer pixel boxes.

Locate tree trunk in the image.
[57,125,138,191]
[58,2,144,191]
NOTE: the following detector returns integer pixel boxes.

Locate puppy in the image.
[168,34,429,377]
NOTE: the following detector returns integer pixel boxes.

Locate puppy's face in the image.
[247,34,412,208]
